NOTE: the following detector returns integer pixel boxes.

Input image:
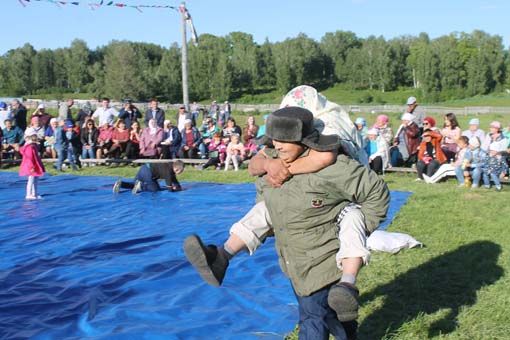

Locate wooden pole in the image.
[179,2,190,111]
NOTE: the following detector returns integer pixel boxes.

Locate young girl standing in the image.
[19,134,45,199]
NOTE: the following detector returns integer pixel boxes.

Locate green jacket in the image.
[257,153,390,296]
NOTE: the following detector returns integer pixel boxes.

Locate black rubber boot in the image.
[183,234,229,287]
[327,282,360,322]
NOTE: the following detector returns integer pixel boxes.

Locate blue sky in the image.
[1,0,509,54]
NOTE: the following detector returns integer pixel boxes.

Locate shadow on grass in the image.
[359,241,502,339]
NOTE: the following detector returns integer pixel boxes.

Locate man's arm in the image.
[287,149,337,175]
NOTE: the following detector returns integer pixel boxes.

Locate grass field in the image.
[23,85,510,107]
[2,164,509,339]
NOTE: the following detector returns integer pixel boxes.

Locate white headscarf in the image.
[148,119,157,135]
[279,85,368,165]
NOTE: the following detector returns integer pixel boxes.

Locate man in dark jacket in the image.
[118,99,142,129]
[11,99,27,131]
[145,99,165,128]
[113,160,184,194]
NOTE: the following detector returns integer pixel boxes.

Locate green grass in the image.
[2,165,510,339]
[232,84,510,107]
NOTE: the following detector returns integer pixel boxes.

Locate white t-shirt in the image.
[92,107,119,126]
[178,114,187,132]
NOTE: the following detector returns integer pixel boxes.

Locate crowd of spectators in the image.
[358,97,510,191]
[1,96,510,187]
[0,98,260,172]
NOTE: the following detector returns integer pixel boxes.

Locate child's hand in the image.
[264,158,292,188]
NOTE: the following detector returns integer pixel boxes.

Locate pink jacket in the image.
[19,143,45,177]
[140,127,163,157]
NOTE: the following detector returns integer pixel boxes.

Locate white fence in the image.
[22,99,510,115]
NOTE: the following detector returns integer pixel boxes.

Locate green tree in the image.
[2,43,36,95]
[103,41,145,100]
[320,31,361,83]
[226,32,258,93]
[255,38,276,88]
[65,39,90,92]
[31,49,56,91]
[156,44,182,102]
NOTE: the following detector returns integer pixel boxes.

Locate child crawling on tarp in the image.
[113,160,184,194]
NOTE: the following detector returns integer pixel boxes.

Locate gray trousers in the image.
[229,201,371,267]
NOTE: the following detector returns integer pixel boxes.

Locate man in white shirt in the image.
[92,97,119,126]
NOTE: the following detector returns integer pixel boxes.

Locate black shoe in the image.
[328,282,360,322]
[183,234,229,287]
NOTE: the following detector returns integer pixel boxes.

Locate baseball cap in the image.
[406,96,417,105]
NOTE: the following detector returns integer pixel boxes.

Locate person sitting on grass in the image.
[108,119,130,159]
[416,129,447,182]
[224,133,245,171]
[184,107,390,340]
[113,160,184,194]
[481,143,508,191]
[140,119,163,159]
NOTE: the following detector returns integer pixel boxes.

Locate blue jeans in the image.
[463,167,482,186]
[455,166,464,184]
[67,145,77,169]
[295,285,348,340]
[483,171,501,188]
[55,147,65,170]
[135,164,159,192]
[390,147,405,167]
[82,146,95,160]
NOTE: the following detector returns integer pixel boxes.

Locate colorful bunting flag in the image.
[17,0,179,11]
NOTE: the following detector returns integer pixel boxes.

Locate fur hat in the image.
[259,107,339,152]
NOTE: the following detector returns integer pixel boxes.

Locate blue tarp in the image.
[0,173,411,339]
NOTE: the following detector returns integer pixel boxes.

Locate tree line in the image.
[0,30,508,103]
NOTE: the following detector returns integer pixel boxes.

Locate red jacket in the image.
[418,130,447,164]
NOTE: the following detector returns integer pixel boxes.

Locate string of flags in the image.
[17,0,199,44]
[18,0,178,13]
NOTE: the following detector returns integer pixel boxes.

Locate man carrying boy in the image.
[184,107,390,339]
[113,160,184,194]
